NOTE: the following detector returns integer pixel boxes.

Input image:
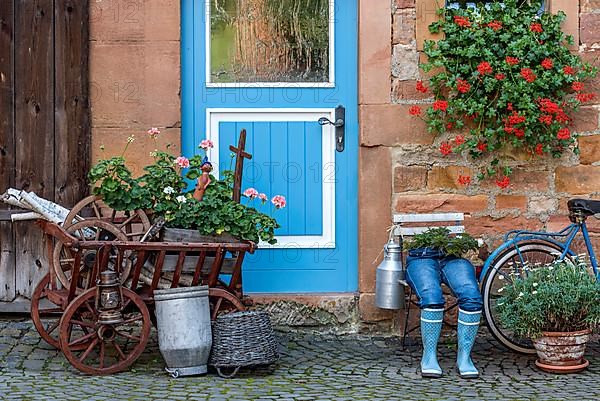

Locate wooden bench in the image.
[393,212,466,347]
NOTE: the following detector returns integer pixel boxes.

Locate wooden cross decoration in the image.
[230,129,252,203]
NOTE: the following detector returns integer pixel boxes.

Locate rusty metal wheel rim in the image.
[52,219,131,289]
[59,287,151,375]
[64,195,151,241]
[208,288,246,321]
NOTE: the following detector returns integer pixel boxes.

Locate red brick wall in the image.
[358,0,600,326]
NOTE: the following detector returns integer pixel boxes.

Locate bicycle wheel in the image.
[482,240,567,354]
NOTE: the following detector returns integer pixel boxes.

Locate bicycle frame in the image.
[480,220,600,281]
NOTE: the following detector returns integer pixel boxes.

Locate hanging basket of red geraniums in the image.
[409,0,597,189]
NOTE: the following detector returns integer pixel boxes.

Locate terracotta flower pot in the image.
[532,329,592,374]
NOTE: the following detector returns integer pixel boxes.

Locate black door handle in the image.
[317,105,345,152]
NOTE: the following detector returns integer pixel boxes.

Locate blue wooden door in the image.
[182,0,357,293]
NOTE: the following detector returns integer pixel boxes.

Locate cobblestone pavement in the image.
[0,317,599,401]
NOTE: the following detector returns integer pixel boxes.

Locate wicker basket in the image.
[209,311,279,378]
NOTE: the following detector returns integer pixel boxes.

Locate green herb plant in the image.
[403,227,479,257]
[496,259,600,338]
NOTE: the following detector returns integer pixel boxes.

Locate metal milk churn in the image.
[375,238,406,309]
[154,285,212,377]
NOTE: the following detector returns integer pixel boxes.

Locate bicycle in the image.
[480,198,600,354]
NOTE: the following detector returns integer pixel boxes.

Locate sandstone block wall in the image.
[358,0,600,328]
[89,0,181,175]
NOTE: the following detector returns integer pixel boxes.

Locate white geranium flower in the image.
[498,287,504,293]
[163,186,175,195]
[532,282,538,287]
[176,195,187,203]
[518,292,524,298]
[532,291,538,295]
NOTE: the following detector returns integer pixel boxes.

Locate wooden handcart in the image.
[31,219,255,375]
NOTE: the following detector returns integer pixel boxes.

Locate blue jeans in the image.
[406,248,483,312]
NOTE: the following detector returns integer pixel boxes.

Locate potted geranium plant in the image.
[88,129,285,245]
[409,0,598,188]
[496,259,600,373]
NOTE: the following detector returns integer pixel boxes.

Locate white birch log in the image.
[1,188,94,237]
[11,212,44,221]
[0,188,30,209]
[19,191,69,224]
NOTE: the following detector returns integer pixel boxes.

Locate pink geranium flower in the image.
[174,156,190,168]
[147,127,161,139]
[243,188,259,199]
[199,139,214,150]
[271,195,286,209]
[258,193,268,203]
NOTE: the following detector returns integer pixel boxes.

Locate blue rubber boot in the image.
[420,308,444,378]
[457,309,481,379]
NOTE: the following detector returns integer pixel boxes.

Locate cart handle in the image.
[35,220,79,248]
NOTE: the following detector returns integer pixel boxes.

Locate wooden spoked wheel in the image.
[30,274,63,349]
[209,288,246,321]
[59,287,151,375]
[31,274,94,350]
[52,220,131,289]
[64,195,151,241]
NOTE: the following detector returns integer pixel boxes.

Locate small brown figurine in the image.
[193,158,213,201]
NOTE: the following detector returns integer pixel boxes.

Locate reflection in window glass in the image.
[210,0,330,83]
[446,1,544,10]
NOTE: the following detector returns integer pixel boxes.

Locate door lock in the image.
[318,105,345,152]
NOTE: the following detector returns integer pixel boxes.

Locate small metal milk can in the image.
[375,237,407,310]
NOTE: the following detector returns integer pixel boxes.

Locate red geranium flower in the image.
[477,142,488,152]
[457,175,472,186]
[557,128,571,140]
[454,15,471,28]
[541,58,554,70]
[513,128,525,138]
[487,21,502,31]
[535,143,544,156]
[507,103,513,111]
[538,98,561,114]
[495,73,506,80]
[440,142,453,155]
[563,66,575,75]
[576,93,597,103]
[539,115,553,125]
[409,105,422,116]
[477,61,493,75]
[446,122,454,130]
[555,112,570,124]
[416,80,428,93]
[520,68,536,83]
[456,79,471,93]
[505,56,519,66]
[454,135,465,146]
[530,22,543,33]
[433,100,449,112]
[496,176,510,189]
[507,112,526,125]
[572,82,584,92]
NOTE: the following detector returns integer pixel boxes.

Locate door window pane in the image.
[446,1,545,10]
[209,0,330,83]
